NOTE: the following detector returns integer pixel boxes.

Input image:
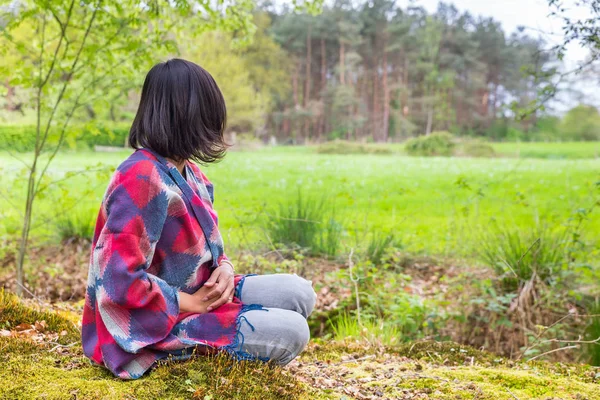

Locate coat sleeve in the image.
[93,162,179,354]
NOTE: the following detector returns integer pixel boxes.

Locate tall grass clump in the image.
[479,225,570,292]
[266,191,344,257]
[404,132,455,157]
[365,232,397,265]
[55,210,96,242]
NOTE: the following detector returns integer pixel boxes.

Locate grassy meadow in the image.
[1,144,599,262]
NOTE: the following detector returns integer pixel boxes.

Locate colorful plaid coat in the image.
[82,149,261,379]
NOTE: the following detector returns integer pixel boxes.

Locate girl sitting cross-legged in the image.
[81,58,317,379]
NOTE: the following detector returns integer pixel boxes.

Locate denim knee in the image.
[288,274,317,318]
[236,308,310,366]
[276,311,310,365]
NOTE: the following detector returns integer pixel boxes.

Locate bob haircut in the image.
[129,59,228,164]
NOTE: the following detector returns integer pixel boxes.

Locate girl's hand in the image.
[202,262,235,311]
[179,287,212,314]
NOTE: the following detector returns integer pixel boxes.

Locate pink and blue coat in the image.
[81,148,263,379]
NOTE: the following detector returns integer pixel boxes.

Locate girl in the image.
[81,59,317,379]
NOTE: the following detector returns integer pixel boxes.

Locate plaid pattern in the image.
[82,149,254,379]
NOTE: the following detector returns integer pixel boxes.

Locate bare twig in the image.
[526,345,579,362]
[506,387,521,400]
[348,248,361,327]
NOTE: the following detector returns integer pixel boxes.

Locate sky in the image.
[398,0,598,110]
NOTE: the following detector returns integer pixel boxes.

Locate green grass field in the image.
[1,146,599,261]
[491,141,600,159]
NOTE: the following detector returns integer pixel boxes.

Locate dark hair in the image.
[129,59,228,163]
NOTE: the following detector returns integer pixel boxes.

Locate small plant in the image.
[404,132,455,157]
[55,210,96,243]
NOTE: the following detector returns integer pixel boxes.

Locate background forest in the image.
[1,0,600,399]
[2,1,600,147]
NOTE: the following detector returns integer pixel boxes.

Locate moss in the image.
[0,289,79,343]
[392,340,501,365]
[2,292,599,399]
[0,351,307,400]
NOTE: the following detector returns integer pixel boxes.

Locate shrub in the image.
[316,140,393,155]
[560,105,600,141]
[404,132,455,157]
[461,142,496,158]
[265,191,343,258]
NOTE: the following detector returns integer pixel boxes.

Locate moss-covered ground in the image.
[1,290,599,400]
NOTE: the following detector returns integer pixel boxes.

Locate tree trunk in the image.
[382,47,389,142]
[292,64,299,144]
[372,66,380,142]
[425,105,434,135]
[318,37,327,141]
[303,24,312,143]
[339,40,345,85]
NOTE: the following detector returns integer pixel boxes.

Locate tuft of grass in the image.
[479,225,569,291]
[332,313,400,346]
[266,191,343,258]
[55,210,95,242]
[365,232,397,265]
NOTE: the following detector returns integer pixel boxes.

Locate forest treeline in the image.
[3,0,600,143]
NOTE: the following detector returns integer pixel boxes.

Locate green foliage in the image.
[404,132,455,157]
[0,124,130,152]
[479,225,570,291]
[560,105,600,141]
[265,191,343,257]
[315,140,393,155]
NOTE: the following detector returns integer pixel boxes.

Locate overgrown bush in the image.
[316,140,393,155]
[404,132,455,157]
[560,105,600,141]
[265,191,344,258]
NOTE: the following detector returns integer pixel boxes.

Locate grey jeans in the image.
[232,274,317,365]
